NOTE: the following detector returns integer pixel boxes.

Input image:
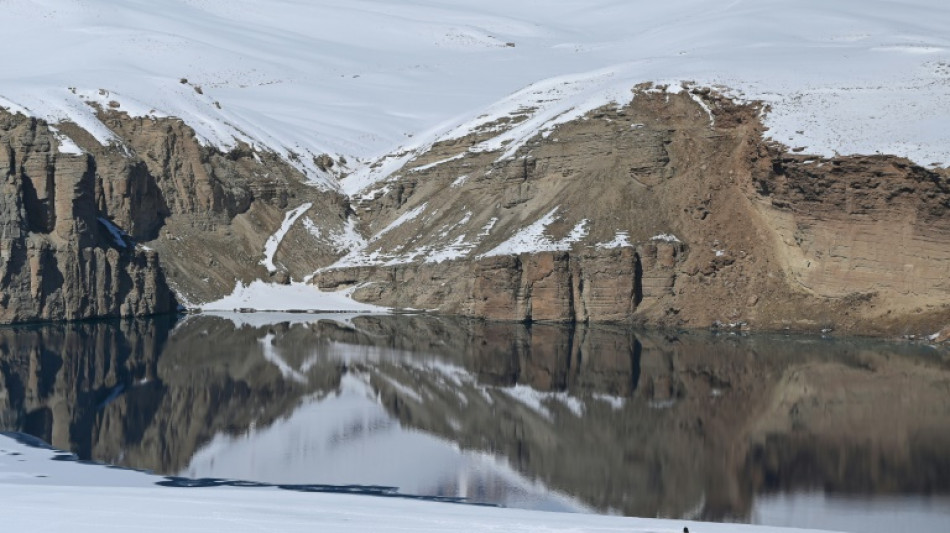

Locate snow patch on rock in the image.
[261,203,312,273]
[482,209,589,257]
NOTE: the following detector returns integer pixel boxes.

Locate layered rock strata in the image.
[0,113,173,322]
[1,107,352,321]
[314,87,950,335]
[3,84,949,335]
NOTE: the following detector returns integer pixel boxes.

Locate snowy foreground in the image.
[0,434,837,533]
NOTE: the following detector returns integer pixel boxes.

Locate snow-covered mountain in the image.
[2,0,950,335]
[4,0,950,188]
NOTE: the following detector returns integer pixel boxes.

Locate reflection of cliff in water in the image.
[1,314,949,520]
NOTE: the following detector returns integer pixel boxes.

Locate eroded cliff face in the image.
[60,109,352,304]
[749,151,950,333]
[0,113,173,322]
[3,84,949,333]
[314,87,950,335]
[1,106,354,321]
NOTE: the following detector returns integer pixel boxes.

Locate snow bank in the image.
[597,231,632,249]
[200,281,387,313]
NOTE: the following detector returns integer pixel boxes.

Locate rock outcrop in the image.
[313,86,950,336]
[1,107,354,321]
[318,242,682,323]
[3,83,949,335]
[59,109,352,304]
[0,113,174,322]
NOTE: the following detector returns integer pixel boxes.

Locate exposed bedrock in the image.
[59,111,352,304]
[3,83,950,334]
[315,87,950,336]
[1,107,353,322]
[0,113,173,322]
[318,242,683,324]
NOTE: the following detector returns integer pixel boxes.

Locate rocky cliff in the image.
[315,86,950,336]
[2,85,949,335]
[1,106,353,321]
[0,112,173,322]
[57,108,353,304]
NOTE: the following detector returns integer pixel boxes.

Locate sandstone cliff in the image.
[1,106,354,322]
[315,86,950,336]
[3,84,949,335]
[0,112,173,322]
[58,108,353,304]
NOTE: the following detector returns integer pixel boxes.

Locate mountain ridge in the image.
[2,1,950,336]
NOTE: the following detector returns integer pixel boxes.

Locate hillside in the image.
[2,0,950,334]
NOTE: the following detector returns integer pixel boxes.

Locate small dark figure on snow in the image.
[683,528,689,533]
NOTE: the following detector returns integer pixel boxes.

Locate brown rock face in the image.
[5,82,949,334]
[0,113,174,322]
[61,110,352,304]
[1,106,358,322]
[750,152,950,322]
[314,87,950,336]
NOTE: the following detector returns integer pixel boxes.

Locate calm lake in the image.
[2,313,949,532]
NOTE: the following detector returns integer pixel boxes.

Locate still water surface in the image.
[1,313,949,531]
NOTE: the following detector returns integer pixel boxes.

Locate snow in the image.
[314,216,369,255]
[424,235,476,264]
[373,203,429,242]
[481,209,588,257]
[96,217,127,248]
[500,385,585,420]
[0,434,838,533]
[4,0,949,197]
[409,153,466,172]
[200,280,388,313]
[261,202,312,273]
[592,394,626,410]
[479,218,498,236]
[259,333,308,384]
[652,233,682,243]
[687,91,716,126]
[48,125,83,154]
[597,231,632,249]
[323,203,432,269]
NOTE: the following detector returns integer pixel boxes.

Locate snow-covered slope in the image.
[4,0,949,191]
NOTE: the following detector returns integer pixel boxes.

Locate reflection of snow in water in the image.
[182,373,592,512]
[259,333,308,384]
[752,492,950,533]
[499,384,584,419]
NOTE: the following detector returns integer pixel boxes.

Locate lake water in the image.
[1,313,949,531]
